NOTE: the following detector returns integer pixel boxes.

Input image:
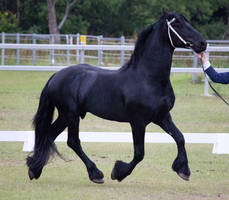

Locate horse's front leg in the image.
[111,122,146,182]
[158,113,191,181]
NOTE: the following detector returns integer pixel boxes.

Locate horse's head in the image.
[163,11,207,53]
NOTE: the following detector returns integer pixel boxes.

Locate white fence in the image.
[1,39,229,154]
[1,64,229,96]
[0,131,229,154]
[1,43,229,66]
[2,43,229,51]
[1,43,229,95]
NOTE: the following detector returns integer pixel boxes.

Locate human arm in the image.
[198,52,229,84]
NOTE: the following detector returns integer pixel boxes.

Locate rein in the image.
[166,18,192,48]
[200,60,229,106]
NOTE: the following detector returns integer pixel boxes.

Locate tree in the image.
[58,0,76,30]
[16,0,20,21]
[0,11,20,33]
[1,0,229,39]
[0,0,20,32]
[47,0,59,36]
[82,0,157,36]
[47,0,76,43]
[217,0,229,39]
[225,5,229,39]
[19,0,48,33]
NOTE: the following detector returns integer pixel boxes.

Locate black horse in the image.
[27,11,207,184]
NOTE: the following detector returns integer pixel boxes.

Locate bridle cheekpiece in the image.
[166,18,192,49]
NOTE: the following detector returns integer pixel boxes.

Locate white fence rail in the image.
[1,65,229,73]
[1,44,229,96]
[2,43,229,51]
[0,65,228,96]
[0,131,229,154]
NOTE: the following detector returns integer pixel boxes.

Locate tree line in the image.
[1,0,229,40]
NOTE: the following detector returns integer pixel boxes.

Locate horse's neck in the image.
[136,29,174,80]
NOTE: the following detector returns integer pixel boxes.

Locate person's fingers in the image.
[197,53,203,59]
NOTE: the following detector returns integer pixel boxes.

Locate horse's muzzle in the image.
[191,40,207,53]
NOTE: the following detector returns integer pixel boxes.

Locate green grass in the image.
[0,142,229,200]
[0,71,229,132]
[1,71,229,199]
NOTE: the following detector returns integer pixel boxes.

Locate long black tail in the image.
[27,75,57,179]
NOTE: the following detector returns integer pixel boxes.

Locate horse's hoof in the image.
[28,170,35,180]
[111,168,116,180]
[177,172,190,181]
[91,178,104,184]
[111,161,127,182]
[111,166,121,181]
[88,167,104,184]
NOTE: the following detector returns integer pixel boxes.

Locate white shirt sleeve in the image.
[203,61,211,71]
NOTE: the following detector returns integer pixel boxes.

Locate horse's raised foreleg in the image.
[111,122,146,182]
[158,113,191,181]
[66,114,104,184]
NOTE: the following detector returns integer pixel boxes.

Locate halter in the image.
[166,18,192,48]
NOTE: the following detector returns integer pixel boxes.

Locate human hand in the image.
[197,52,211,70]
[197,52,208,64]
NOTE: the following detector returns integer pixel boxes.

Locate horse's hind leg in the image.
[158,113,190,181]
[28,115,67,180]
[111,122,146,182]
[66,112,104,184]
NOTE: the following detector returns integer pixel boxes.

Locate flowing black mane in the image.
[129,24,154,66]
[126,16,166,67]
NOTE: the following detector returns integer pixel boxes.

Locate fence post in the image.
[120,36,125,66]
[50,35,55,65]
[32,33,36,65]
[66,34,70,66]
[80,41,85,64]
[69,34,73,65]
[98,35,103,67]
[1,32,5,65]
[204,51,210,96]
[192,52,197,83]
[16,33,20,65]
[76,33,80,64]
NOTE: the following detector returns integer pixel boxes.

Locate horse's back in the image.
[46,64,127,121]
[47,64,99,99]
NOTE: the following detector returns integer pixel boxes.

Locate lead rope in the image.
[201,60,229,106]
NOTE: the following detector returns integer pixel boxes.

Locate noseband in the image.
[166,18,192,49]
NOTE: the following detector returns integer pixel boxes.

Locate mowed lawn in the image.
[0,143,229,200]
[0,70,229,200]
[0,70,229,132]
[0,142,229,200]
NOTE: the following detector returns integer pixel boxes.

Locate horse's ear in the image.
[162,8,168,16]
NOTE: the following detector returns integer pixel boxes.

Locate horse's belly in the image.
[84,93,128,122]
[89,108,128,122]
